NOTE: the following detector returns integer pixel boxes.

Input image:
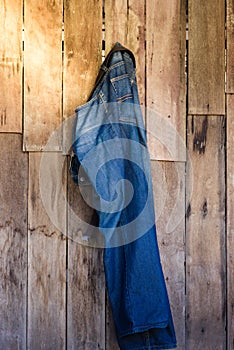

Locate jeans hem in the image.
[119,321,169,338]
[127,344,177,350]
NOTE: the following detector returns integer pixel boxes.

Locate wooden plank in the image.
[28,153,66,349]
[105,0,146,106]
[64,1,105,346]
[105,297,119,350]
[151,160,185,349]
[63,0,102,153]
[24,0,63,151]
[63,0,105,344]
[67,170,105,349]
[146,0,186,161]
[0,134,28,349]
[188,0,225,114]
[186,115,226,349]
[227,94,234,349]
[0,0,22,132]
[227,0,234,92]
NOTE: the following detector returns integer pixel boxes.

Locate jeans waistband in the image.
[85,42,136,103]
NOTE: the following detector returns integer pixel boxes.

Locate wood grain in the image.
[63,0,102,153]
[105,296,119,350]
[186,115,226,349]
[105,0,145,106]
[227,94,234,349]
[152,160,185,349]
[24,0,63,151]
[0,134,28,349]
[188,0,225,114]
[28,153,66,349]
[67,169,105,350]
[0,0,22,132]
[227,0,234,92]
[146,0,186,161]
[64,2,105,346]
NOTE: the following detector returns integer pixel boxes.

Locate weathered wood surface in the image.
[188,0,225,114]
[186,115,226,349]
[227,0,234,92]
[105,296,119,350]
[63,0,102,153]
[0,1,232,349]
[24,0,63,151]
[0,134,28,349]
[0,0,22,132]
[146,0,186,161]
[28,153,66,349]
[64,1,105,346]
[105,0,145,106]
[67,168,105,349]
[227,95,234,349]
[152,161,185,349]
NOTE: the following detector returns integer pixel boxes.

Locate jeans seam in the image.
[99,92,108,113]
[123,242,134,332]
[108,61,125,70]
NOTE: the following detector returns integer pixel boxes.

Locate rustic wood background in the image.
[0,0,233,349]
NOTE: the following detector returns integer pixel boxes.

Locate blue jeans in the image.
[71,43,177,349]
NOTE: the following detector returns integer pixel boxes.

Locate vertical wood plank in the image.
[28,153,66,349]
[146,0,186,161]
[105,0,146,106]
[152,160,185,349]
[227,0,234,92]
[0,0,22,132]
[67,170,105,350]
[0,134,28,349]
[227,94,234,349]
[64,1,105,347]
[63,0,102,153]
[24,0,63,151]
[186,115,226,349]
[188,0,225,114]
[105,297,119,350]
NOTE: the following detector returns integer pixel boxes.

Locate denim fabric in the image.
[71,43,177,349]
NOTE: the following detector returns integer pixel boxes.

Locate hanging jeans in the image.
[71,43,177,350]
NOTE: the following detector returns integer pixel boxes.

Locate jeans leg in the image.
[103,227,177,349]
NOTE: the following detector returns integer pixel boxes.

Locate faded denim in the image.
[71,43,177,350]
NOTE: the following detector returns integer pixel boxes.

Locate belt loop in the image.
[100,64,108,72]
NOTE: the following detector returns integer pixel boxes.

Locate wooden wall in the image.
[0,0,232,349]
